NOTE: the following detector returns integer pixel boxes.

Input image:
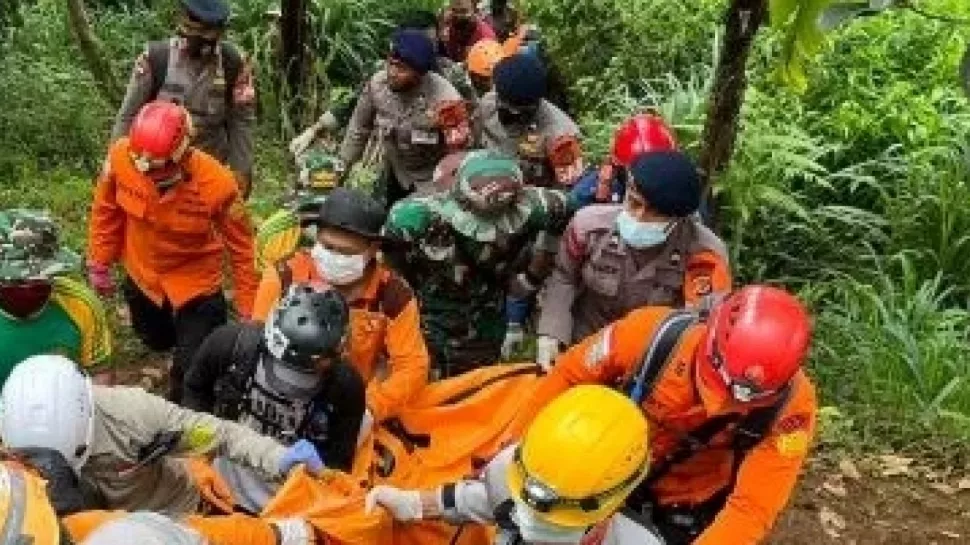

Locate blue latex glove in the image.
[570,165,626,208]
[278,439,325,476]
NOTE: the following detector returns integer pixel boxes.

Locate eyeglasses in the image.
[710,342,776,403]
[513,448,645,513]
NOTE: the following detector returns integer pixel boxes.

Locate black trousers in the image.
[122,278,228,405]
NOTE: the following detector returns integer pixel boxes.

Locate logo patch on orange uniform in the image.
[776,430,810,458]
[775,413,811,458]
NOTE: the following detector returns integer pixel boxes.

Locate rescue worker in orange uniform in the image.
[87,101,258,404]
[512,285,818,545]
[251,187,429,424]
[533,150,731,368]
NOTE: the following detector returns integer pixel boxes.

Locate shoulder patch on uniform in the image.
[379,274,415,319]
[232,61,256,105]
[584,326,613,370]
[775,430,811,458]
[775,413,810,434]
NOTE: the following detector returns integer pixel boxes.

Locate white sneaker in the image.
[271,519,315,545]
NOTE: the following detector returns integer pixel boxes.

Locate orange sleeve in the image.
[366,298,430,422]
[214,182,258,319]
[683,249,732,305]
[506,307,669,438]
[185,514,280,545]
[695,374,818,545]
[251,266,283,322]
[86,167,125,266]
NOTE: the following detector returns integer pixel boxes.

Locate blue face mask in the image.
[616,210,670,249]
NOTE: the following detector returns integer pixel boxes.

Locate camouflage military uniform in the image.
[111,37,256,182]
[383,150,571,377]
[0,210,112,385]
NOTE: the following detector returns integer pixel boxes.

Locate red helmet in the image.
[611,113,677,167]
[128,101,193,180]
[700,286,812,401]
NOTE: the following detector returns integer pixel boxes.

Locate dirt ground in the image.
[97,363,970,545]
[769,458,970,544]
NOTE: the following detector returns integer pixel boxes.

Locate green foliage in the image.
[810,255,970,449]
[769,0,836,91]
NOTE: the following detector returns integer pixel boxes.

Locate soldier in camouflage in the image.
[0,209,112,386]
[383,150,572,378]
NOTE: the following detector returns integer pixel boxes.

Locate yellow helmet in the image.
[0,462,61,544]
[506,385,650,528]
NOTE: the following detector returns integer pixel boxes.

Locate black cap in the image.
[181,0,230,27]
[316,187,387,240]
[266,285,349,370]
[629,151,702,218]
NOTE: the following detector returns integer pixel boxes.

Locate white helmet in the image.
[83,513,207,545]
[0,355,95,470]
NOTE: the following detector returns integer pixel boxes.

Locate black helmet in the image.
[264,284,349,370]
[316,187,387,240]
[180,0,231,27]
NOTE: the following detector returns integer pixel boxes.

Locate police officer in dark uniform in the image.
[111,0,257,197]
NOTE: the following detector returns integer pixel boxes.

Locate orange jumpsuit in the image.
[516,306,818,545]
[252,252,429,422]
[87,139,257,317]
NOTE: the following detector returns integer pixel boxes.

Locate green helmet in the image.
[0,209,79,282]
[299,149,345,192]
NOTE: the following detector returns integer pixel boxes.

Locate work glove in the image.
[278,440,325,476]
[501,322,526,360]
[365,485,423,522]
[289,111,338,157]
[270,519,316,545]
[535,336,561,371]
[86,261,115,298]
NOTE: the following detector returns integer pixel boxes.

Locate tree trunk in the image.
[280,0,308,124]
[65,0,122,105]
[698,0,769,190]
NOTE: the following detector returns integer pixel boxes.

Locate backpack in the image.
[622,309,793,507]
[146,39,242,107]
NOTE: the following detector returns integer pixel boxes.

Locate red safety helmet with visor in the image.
[699,286,812,403]
[128,101,194,188]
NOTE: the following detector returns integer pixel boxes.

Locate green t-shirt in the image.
[0,302,82,386]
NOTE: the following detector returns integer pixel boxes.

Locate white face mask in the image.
[310,243,368,285]
[510,500,587,544]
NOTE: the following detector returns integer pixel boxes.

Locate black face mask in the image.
[497,103,539,127]
[0,281,53,320]
[453,17,477,39]
[180,33,219,58]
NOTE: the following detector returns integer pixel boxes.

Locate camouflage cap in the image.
[0,209,80,281]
